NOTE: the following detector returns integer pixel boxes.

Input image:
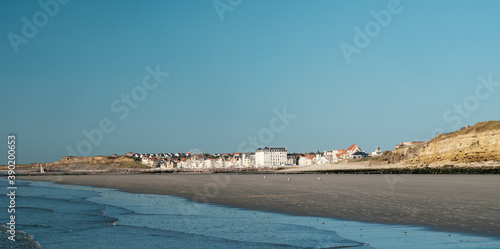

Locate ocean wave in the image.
[16,207,56,212]
[113,224,309,248]
[14,195,87,204]
[19,224,52,229]
[107,218,119,226]
[114,223,371,248]
[99,201,136,216]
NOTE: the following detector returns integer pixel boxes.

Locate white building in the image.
[315,153,329,164]
[203,159,214,169]
[298,154,314,166]
[242,153,250,167]
[255,147,287,167]
[141,157,158,167]
[369,147,383,157]
[324,151,338,163]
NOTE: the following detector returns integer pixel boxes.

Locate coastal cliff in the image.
[386,120,500,166]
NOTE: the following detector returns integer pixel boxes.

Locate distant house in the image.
[346,144,362,155]
[203,159,214,168]
[332,144,362,161]
[141,157,158,167]
[315,152,328,164]
[298,154,314,166]
[333,149,348,160]
[369,147,382,157]
[350,151,368,159]
[287,154,299,165]
[323,151,338,164]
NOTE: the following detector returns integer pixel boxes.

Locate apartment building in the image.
[255,147,287,167]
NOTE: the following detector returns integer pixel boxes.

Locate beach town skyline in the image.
[3,1,500,164]
[2,1,500,248]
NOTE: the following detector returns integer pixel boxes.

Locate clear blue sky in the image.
[2,0,500,164]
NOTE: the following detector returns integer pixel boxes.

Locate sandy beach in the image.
[18,174,500,237]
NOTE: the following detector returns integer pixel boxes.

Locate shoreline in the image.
[17,174,500,238]
[5,165,500,177]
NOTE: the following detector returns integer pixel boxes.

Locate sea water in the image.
[1,178,499,249]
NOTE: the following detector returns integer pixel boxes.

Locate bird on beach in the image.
[287,178,290,181]
[318,177,321,180]
[264,176,266,178]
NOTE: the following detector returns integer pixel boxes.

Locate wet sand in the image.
[18,174,500,237]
